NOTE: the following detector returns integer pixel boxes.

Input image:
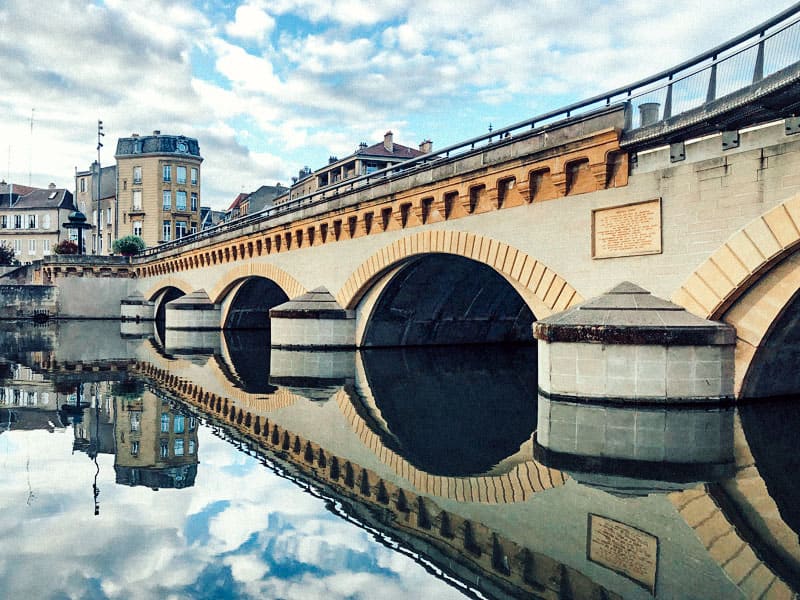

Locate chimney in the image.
[153,130,161,136]
[419,139,432,154]
[48,182,56,189]
[131,133,139,138]
[384,131,393,153]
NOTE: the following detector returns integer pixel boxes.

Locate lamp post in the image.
[96,120,104,254]
[62,210,93,254]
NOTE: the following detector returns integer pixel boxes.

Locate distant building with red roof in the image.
[283,131,432,203]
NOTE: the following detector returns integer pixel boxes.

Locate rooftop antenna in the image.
[29,108,34,187]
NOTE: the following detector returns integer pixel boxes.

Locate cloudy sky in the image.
[0,425,470,599]
[0,0,794,209]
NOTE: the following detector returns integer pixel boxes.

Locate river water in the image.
[0,320,797,599]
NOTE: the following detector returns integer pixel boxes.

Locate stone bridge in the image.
[70,7,800,400]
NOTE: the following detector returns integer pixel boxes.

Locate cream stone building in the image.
[0,182,77,262]
[114,131,203,248]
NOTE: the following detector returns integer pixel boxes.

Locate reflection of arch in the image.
[668,412,797,597]
[672,194,800,396]
[335,385,566,504]
[335,230,582,319]
[138,346,302,413]
[208,263,305,305]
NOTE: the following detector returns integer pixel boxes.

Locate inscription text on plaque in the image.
[587,514,658,593]
[592,198,662,259]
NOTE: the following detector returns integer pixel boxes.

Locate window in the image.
[132,190,142,210]
[177,166,186,184]
[191,168,198,185]
[13,240,21,254]
[28,239,36,255]
[160,439,169,458]
[42,214,51,229]
[92,210,97,225]
[190,222,197,235]
[42,240,50,255]
[80,178,86,193]
[176,191,186,210]
[163,165,171,182]
[130,411,141,432]
[190,192,197,211]
[27,215,36,229]
[189,416,196,431]
[13,215,22,229]
[162,190,171,211]
[189,439,196,455]
[173,414,185,434]
[69,229,78,243]
[175,221,187,238]
[162,220,171,241]
[160,412,169,433]
[106,207,112,225]
[133,220,142,237]
[174,439,184,456]
[131,440,139,456]
[133,166,142,184]
[0,216,6,229]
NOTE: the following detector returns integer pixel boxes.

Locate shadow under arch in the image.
[336,231,582,347]
[336,230,582,317]
[671,193,800,397]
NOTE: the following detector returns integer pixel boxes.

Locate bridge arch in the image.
[672,193,800,397]
[209,263,307,331]
[335,230,582,346]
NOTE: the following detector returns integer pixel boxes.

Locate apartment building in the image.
[0,182,76,262]
[115,131,203,247]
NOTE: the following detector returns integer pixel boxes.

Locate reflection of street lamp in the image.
[62,211,93,255]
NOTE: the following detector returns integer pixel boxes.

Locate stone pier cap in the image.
[533,282,734,346]
[269,287,354,320]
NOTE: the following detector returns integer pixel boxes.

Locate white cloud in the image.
[226,3,276,42]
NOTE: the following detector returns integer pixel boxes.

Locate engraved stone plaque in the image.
[592,198,662,259]
[587,514,658,593]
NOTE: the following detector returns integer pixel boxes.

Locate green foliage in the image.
[0,242,17,266]
[112,235,146,256]
[53,240,78,255]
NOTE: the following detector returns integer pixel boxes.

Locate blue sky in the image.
[0,0,794,209]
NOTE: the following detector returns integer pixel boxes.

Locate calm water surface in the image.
[0,321,797,599]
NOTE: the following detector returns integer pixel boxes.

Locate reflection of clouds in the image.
[0,422,467,599]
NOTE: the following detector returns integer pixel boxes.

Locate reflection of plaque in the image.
[587,514,658,593]
[592,198,662,259]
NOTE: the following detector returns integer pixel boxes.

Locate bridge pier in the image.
[120,291,154,321]
[533,282,736,405]
[269,288,355,349]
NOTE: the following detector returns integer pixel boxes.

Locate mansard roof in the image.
[115,133,202,160]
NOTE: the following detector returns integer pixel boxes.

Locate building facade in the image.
[75,164,117,255]
[282,132,431,203]
[114,131,203,248]
[0,182,77,263]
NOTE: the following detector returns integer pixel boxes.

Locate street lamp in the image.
[62,210,93,254]
[96,120,104,254]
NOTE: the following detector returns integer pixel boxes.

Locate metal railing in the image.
[140,3,800,259]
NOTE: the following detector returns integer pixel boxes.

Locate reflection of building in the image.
[0,362,67,432]
[114,389,198,489]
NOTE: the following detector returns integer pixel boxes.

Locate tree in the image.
[112,235,145,256]
[0,242,17,266]
[53,240,78,255]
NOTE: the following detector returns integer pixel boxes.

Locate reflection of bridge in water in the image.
[109,328,796,599]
